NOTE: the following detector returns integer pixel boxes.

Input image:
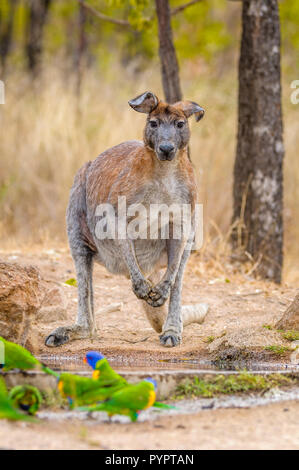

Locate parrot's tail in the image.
[41,364,59,378]
[153,402,176,409]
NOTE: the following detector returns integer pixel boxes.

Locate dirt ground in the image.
[0,400,298,450]
[1,247,299,450]
[0,247,297,362]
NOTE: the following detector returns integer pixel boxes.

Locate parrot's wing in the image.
[1,338,39,370]
[95,359,127,386]
[77,383,152,413]
[79,383,125,404]
[0,377,8,397]
[59,373,111,401]
[107,382,153,411]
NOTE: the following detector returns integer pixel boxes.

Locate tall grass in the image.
[0,63,298,284]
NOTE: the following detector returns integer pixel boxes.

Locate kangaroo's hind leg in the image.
[45,162,97,347]
[45,251,96,347]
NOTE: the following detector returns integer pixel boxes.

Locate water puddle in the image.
[38,355,299,374]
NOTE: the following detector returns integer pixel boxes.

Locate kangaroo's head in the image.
[129,91,204,162]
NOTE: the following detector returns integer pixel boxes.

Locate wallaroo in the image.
[45,92,208,348]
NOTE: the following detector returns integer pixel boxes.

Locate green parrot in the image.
[84,351,175,412]
[84,351,127,387]
[9,385,42,416]
[0,336,58,377]
[57,372,125,409]
[78,378,174,422]
[0,377,36,422]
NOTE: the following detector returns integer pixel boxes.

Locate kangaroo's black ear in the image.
[174,100,205,122]
[128,92,159,114]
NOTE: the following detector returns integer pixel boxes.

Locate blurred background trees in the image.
[0,0,298,285]
[0,0,298,74]
[232,0,284,283]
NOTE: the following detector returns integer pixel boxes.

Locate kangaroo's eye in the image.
[149,120,158,128]
[177,121,185,128]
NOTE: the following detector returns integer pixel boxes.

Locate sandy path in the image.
[0,400,298,450]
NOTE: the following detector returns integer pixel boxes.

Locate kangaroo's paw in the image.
[159,331,181,347]
[45,325,93,347]
[132,278,152,301]
[146,280,171,308]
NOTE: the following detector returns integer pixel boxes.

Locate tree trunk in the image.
[75,1,87,97]
[25,0,52,75]
[0,0,18,75]
[276,293,299,331]
[155,0,182,103]
[232,0,284,283]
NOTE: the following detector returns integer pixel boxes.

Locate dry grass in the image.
[0,63,298,284]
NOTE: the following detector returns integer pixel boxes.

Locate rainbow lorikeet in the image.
[84,351,175,413]
[0,377,36,422]
[84,351,127,386]
[78,378,174,422]
[57,372,125,409]
[0,336,58,377]
[9,385,42,416]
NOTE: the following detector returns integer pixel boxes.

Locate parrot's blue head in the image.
[144,377,158,390]
[84,351,105,370]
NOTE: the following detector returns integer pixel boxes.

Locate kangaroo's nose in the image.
[159,143,175,156]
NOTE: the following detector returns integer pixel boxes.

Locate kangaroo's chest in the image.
[141,174,189,206]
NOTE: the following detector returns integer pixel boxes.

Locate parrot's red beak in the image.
[83,357,87,364]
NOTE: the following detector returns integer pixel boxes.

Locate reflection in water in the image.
[38,355,299,374]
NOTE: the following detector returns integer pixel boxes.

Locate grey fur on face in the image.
[144,113,190,161]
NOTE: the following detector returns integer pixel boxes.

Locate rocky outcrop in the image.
[0,262,67,349]
[276,293,299,331]
[0,262,42,348]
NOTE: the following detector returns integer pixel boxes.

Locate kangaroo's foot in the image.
[159,329,182,347]
[45,324,95,347]
[146,280,171,308]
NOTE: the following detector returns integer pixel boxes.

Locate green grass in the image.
[281,330,299,342]
[264,345,292,355]
[262,324,274,330]
[173,371,295,399]
[203,336,215,343]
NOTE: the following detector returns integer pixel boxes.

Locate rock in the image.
[276,293,299,331]
[38,286,67,323]
[208,326,289,361]
[0,262,43,349]
[0,262,68,348]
